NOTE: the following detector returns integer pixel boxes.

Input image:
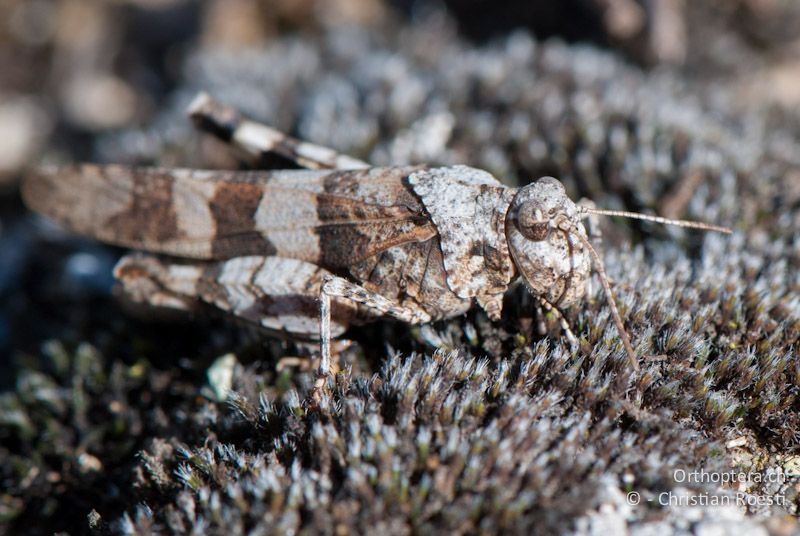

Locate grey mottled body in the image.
[24,160,589,326]
[23,93,731,388]
[24,94,593,330]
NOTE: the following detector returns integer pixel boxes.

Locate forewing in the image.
[23,164,436,269]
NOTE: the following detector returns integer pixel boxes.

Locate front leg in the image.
[577,197,605,299]
[316,275,431,397]
[538,296,579,346]
[578,198,602,244]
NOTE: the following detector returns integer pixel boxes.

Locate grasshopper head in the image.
[505,177,591,307]
[505,177,731,370]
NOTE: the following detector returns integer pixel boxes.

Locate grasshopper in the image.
[22,93,731,394]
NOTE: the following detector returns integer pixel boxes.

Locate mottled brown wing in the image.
[22,164,437,271]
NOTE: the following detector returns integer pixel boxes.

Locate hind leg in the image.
[114,253,358,340]
[187,92,369,171]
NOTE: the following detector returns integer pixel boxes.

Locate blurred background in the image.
[2,0,800,181]
[1,1,800,534]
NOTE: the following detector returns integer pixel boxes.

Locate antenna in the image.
[572,230,639,371]
[568,205,729,371]
[581,207,732,234]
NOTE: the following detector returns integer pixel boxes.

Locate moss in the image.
[3,2,800,535]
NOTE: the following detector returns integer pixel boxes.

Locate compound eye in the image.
[517,203,549,241]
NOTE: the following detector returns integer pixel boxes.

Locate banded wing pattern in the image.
[115,253,357,338]
[22,164,437,272]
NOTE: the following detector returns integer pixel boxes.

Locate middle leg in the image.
[317,275,431,394]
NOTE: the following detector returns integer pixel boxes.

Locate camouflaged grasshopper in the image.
[23,93,731,392]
